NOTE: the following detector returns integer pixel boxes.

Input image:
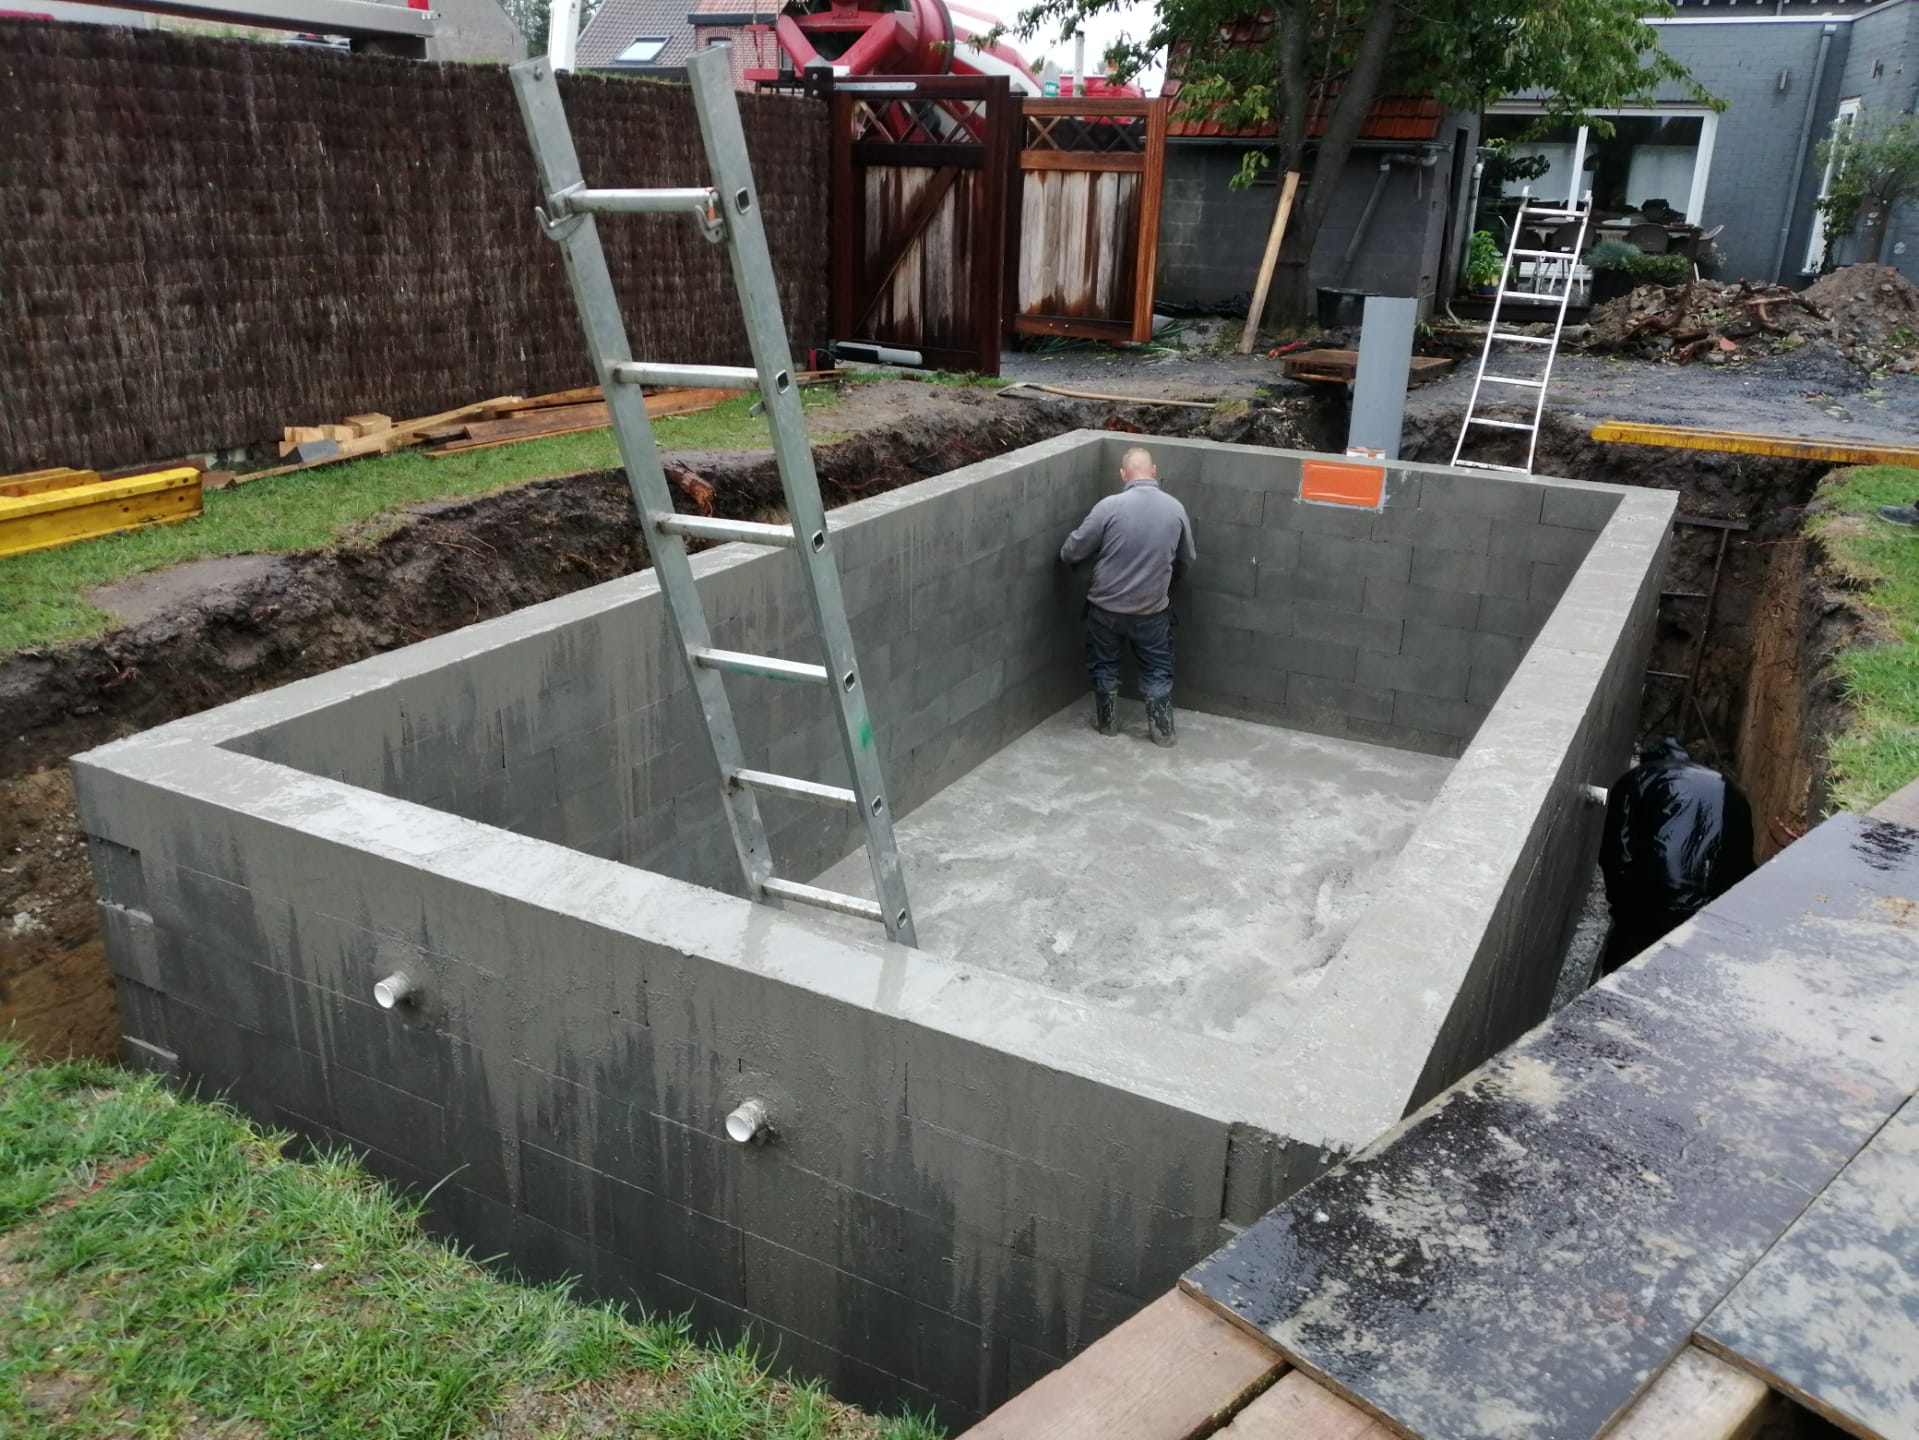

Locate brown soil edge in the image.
[1,389,1338,1061]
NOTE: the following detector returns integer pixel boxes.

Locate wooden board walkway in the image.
[1697,1099,1919,1439]
[1181,810,1919,1440]
[1591,421,1919,467]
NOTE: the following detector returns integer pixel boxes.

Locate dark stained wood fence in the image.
[1007,98,1168,345]
[829,77,1015,375]
[0,21,830,473]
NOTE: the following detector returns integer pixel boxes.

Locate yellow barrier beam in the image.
[1591,421,1919,468]
[0,467,202,559]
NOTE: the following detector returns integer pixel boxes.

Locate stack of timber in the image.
[0,465,202,558]
[423,385,736,457]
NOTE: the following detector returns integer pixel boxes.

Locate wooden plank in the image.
[1239,172,1300,355]
[1603,1346,1770,1440]
[485,386,602,416]
[958,1292,1285,1440]
[427,388,734,457]
[1696,1099,1919,1440]
[239,396,523,483]
[343,412,392,437]
[1182,810,1919,1440]
[0,468,201,557]
[1019,150,1146,172]
[1221,1372,1390,1439]
[1591,421,1919,466]
[855,165,964,335]
[0,469,100,498]
[1130,98,1168,346]
[1282,351,1453,387]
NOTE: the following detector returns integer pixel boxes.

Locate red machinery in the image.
[741,0,1139,97]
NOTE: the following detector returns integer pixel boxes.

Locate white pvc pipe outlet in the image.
[1582,783,1611,809]
[725,1099,771,1144]
[373,971,415,1010]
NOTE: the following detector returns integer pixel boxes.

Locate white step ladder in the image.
[508,49,918,946]
[1451,191,1591,475]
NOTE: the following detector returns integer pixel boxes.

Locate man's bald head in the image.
[1119,446,1157,483]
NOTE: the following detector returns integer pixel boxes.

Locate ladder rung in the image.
[1452,459,1532,473]
[1483,375,1546,388]
[1491,332,1554,345]
[555,186,718,216]
[1520,206,1582,220]
[692,647,830,684]
[1468,417,1536,431]
[654,513,796,547]
[730,768,858,809]
[761,876,884,924]
[1511,248,1574,261]
[612,361,763,391]
[1498,290,1568,303]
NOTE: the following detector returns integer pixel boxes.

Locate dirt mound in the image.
[1584,264,1919,373]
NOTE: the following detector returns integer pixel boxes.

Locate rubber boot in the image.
[1093,690,1119,736]
[1146,696,1176,748]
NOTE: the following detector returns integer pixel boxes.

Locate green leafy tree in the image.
[1001,0,1717,323]
[1815,112,1919,267]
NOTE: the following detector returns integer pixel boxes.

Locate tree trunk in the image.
[1866,203,1890,264]
[1261,0,1401,326]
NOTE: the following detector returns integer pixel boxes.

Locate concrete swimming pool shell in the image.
[74,432,1673,1422]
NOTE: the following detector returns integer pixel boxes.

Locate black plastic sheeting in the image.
[1598,738,1756,974]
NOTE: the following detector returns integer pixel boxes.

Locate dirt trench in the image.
[1403,409,1865,856]
[1,389,1339,1061]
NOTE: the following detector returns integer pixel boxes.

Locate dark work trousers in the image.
[1085,602,1175,701]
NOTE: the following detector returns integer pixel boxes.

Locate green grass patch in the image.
[0,1038,940,1439]
[0,388,845,658]
[1805,465,1919,811]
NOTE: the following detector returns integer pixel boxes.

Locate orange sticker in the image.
[1300,459,1386,508]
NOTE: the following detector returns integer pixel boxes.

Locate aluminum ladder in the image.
[508,49,918,947]
[1450,190,1592,475]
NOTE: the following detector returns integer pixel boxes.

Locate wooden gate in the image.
[1008,97,1167,344]
[829,77,1016,374]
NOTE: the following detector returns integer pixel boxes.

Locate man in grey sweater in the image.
[1059,446,1198,746]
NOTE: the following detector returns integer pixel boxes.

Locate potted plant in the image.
[1465,230,1504,296]
[1582,238,1642,306]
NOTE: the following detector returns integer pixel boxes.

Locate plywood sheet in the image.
[958,1291,1284,1440]
[1698,1101,1919,1440]
[1183,812,1919,1440]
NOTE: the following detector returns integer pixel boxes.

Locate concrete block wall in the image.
[231,436,1099,898]
[74,431,1674,1427]
[1106,435,1619,758]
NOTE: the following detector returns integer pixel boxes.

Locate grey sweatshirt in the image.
[1060,480,1198,615]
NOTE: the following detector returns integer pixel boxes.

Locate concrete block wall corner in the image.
[71,429,1672,1425]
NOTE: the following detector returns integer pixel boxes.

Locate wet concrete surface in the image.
[808,700,1452,1045]
[1182,810,1919,1440]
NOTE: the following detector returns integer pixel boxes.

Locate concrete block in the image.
[1256,524,1301,575]
[1489,521,1596,567]
[1540,485,1621,532]
[1259,567,1365,610]
[1281,499,1377,539]
[1361,576,1481,630]
[1532,562,1575,605]
[1291,603,1403,655]
[1287,673,1394,726]
[1478,591,1557,639]
[1272,636,1359,683]
[1356,648,1471,702]
[1418,473,1546,523]
[1392,689,1491,740]
[1370,507,1492,553]
[1409,546,1533,599]
[1401,619,1474,668]
[1297,534,1412,584]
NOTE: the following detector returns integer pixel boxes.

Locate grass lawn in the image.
[0,388,846,659]
[1807,465,1919,811]
[0,1039,941,1439]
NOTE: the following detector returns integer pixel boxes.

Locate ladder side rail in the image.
[1523,195,1591,474]
[507,58,779,899]
[1451,191,1532,466]
[684,47,919,947]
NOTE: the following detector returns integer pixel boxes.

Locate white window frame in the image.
[1805,98,1863,273]
[1484,104,1720,221]
[616,35,668,64]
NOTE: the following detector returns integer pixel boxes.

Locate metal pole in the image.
[548,0,581,71]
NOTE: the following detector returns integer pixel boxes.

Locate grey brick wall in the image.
[1109,435,1619,758]
[1155,134,1469,313]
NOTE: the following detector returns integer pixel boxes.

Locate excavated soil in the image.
[1,387,1337,1060]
